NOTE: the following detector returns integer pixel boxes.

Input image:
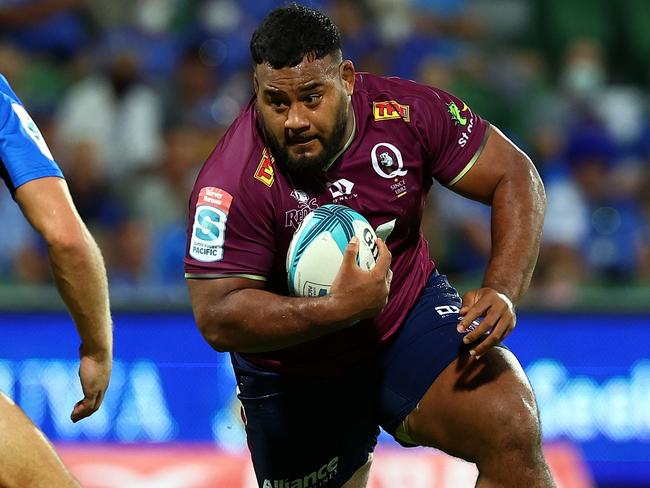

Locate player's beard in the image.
[260,96,349,177]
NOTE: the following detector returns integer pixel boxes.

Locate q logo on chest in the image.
[371,142,407,179]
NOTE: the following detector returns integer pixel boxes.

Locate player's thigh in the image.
[404,347,541,462]
[341,455,372,488]
[0,392,79,488]
[232,355,379,488]
[377,271,471,440]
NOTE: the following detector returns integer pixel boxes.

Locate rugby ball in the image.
[286,204,378,297]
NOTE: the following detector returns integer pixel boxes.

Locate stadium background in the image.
[1,0,649,487]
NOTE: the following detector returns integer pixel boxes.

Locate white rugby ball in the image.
[286,204,378,297]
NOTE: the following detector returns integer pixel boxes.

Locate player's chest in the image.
[270,136,427,238]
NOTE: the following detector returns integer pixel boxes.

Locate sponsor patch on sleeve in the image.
[373,101,410,122]
[189,187,233,262]
[11,103,54,160]
[254,148,275,187]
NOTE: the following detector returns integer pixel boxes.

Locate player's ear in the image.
[340,60,355,96]
[253,72,260,95]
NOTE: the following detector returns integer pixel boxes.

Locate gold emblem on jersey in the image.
[254,148,275,187]
[373,101,410,122]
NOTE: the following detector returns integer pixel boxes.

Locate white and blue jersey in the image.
[0,74,63,195]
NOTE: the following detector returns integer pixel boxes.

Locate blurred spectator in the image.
[0,188,40,282]
[54,50,164,183]
[163,47,222,130]
[639,166,650,281]
[0,0,648,306]
[60,140,124,229]
[429,186,491,283]
[105,219,151,286]
[0,0,89,60]
[127,126,208,284]
[329,0,381,72]
[129,126,203,233]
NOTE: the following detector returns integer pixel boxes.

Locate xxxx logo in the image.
[254,148,275,187]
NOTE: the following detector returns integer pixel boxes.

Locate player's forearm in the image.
[48,225,112,358]
[194,288,354,353]
[483,159,546,303]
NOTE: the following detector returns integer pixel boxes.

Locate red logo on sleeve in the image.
[254,148,275,187]
[373,101,410,122]
[197,187,233,213]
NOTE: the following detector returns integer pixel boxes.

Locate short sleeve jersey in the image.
[0,74,63,195]
[185,73,489,372]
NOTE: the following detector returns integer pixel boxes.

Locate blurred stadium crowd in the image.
[1,0,649,308]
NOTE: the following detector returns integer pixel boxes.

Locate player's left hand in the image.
[457,287,516,359]
[71,346,112,422]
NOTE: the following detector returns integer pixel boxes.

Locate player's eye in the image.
[303,94,322,106]
[268,98,287,110]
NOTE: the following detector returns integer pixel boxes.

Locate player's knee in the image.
[479,391,543,462]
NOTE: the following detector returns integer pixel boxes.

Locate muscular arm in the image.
[188,238,392,353]
[451,125,546,302]
[15,177,112,420]
[451,126,546,357]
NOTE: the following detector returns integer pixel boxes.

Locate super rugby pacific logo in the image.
[371,142,407,179]
[189,187,232,262]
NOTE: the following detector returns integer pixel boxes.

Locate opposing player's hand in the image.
[330,237,392,323]
[457,287,516,359]
[71,346,112,422]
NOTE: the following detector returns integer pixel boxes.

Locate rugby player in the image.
[0,73,112,487]
[185,5,553,487]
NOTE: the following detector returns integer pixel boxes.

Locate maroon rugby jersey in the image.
[185,72,489,372]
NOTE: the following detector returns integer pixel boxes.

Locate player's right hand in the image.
[71,345,112,423]
[330,237,392,323]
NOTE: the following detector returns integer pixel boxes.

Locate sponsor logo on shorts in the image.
[373,101,410,122]
[254,148,275,187]
[262,456,338,488]
[189,187,233,262]
[435,305,460,317]
[371,142,407,179]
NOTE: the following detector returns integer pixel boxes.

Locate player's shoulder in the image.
[355,72,445,103]
[193,99,274,199]
[353,72,453,117]
[0,74,18,100]
[0,74,19,118]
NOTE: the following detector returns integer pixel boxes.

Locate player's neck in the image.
[322,109,356,171]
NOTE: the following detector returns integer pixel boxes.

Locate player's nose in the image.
[285,103,310,132]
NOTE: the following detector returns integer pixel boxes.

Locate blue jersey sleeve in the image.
[0,74,63,194]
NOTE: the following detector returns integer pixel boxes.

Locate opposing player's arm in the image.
[187,238,392,353]
[450,126,546,357]
[15,177,113,421]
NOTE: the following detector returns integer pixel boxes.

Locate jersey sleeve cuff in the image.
[446,123,491,187]
[184,272,267,281]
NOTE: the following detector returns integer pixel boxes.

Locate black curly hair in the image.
[250,3,342,68]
